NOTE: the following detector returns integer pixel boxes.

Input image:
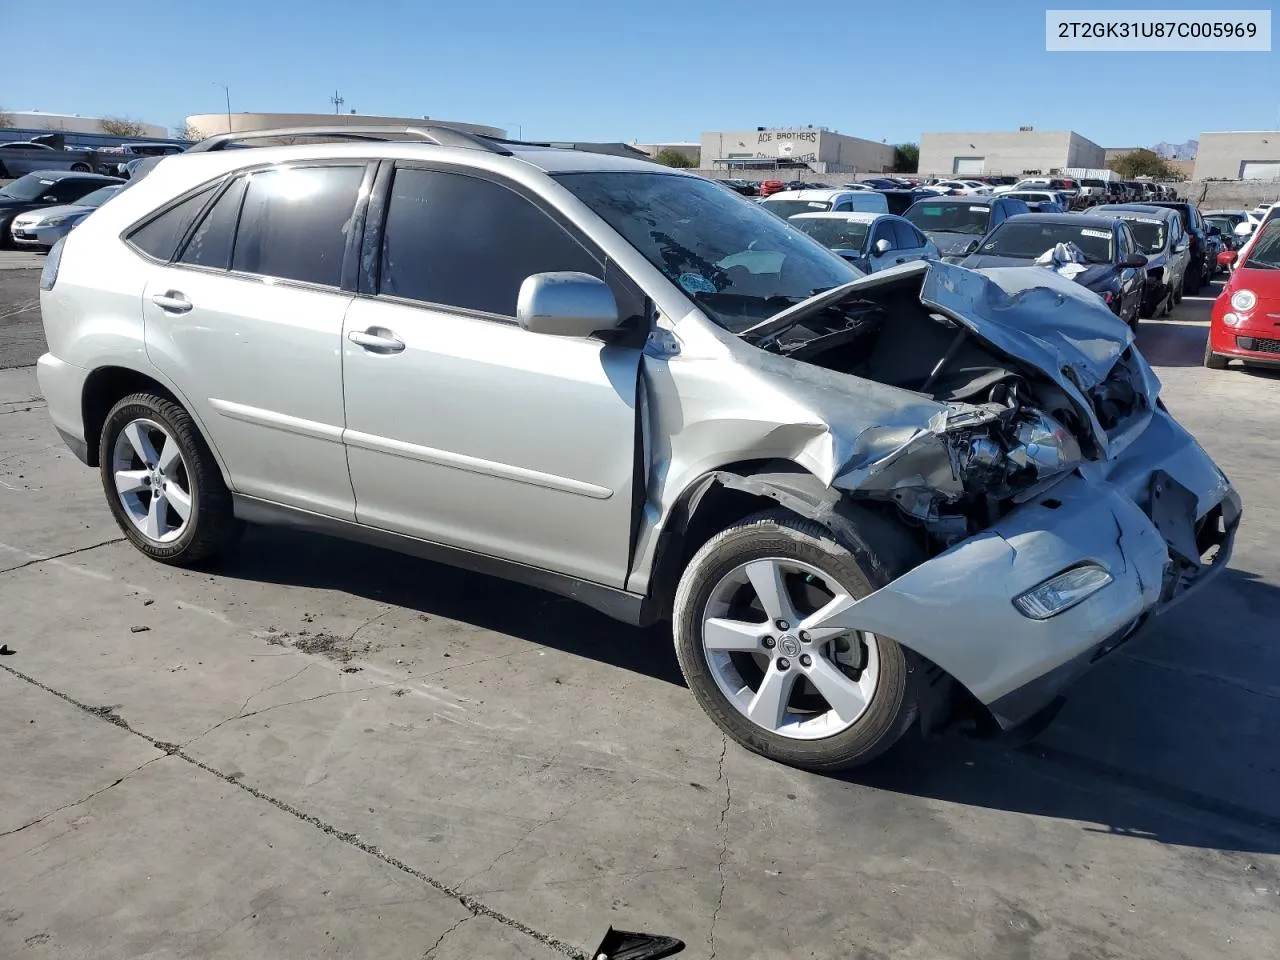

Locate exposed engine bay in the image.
[740,275,1151,543]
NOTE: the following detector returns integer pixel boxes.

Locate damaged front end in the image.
[740,261,1157,543]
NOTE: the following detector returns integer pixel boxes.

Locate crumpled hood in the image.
[920,261,1132,389]
[961,253,1116,292]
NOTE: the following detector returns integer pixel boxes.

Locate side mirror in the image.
[516,272,620,338]
[41,195,59,202]
[964,238,981,254]
[1234,222,1253,237]
[1122,254,1149,269]
[873,238,892,255]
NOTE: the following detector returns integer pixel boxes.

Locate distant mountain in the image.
[1153,140,1198,160]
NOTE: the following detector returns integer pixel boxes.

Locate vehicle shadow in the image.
[215,528,1280,856]
[848,564,1280,856]
[1135,319,1210,367]
[212,524,686,686]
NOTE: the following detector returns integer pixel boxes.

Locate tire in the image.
[99,392,242,565]
[70,162,91,173]
[673,508,921,772]
[1203,338,1229,370]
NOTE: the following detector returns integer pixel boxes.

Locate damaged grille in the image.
[1236,336,1280,355]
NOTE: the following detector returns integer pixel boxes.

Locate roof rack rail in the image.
[185,125,513,156]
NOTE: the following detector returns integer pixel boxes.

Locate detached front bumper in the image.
[838,409,1239,729]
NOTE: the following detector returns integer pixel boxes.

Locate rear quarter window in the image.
[126,184,220,261]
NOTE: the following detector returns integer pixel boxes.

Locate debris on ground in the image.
[0,644,14,655]
[130,625,150,634]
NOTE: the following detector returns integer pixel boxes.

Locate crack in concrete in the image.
[0,537,126,576]
[707,735,731,960]
[421,913,475,959]
[457,793,588,893]
[0,754,165,839]
[0,661,588,959]
[181,664,316,749]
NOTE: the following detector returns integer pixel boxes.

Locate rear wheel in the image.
[99,393,242,565]
[1203,338,1229,370]
[673,509,921,772]
[69,162,91,173]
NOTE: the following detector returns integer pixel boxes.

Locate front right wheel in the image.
[673,510,920,772]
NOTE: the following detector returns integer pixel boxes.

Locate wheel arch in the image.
[647,459,982,737]
[81,364,231,485]
[645,459,922,618]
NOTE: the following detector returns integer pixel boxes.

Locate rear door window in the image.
[126,184,219,261]
[378,167,603,317]
[231,165,365,287]
[49,178,103,203]
[178,177,247,270]
[890,220,920,249]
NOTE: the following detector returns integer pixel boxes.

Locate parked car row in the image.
[0,170,126,249]
[756,181,1222,332]
[0,137,186,181]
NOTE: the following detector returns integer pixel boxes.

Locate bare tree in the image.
[0,107,15,130]
[174,122,205,142]
[100,116,146,138]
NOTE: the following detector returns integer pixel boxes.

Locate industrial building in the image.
[1,110,168,139]
[1194,132,1280,180]
[184,112,504,140]
[919,129,1106,177]
[700,128,895,175]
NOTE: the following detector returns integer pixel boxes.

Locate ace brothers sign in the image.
[754,129,819,164]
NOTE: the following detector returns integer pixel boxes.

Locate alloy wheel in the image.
[701,558,879,740]
[111,418,194,544]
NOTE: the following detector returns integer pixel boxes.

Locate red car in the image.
[758,179,786,198]
[1205,217,1280,369]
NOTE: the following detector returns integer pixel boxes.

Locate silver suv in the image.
[37,127,1240,771]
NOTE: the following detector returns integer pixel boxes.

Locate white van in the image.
[759,189,889,218]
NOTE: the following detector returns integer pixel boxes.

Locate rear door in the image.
[340,163,645,587]
[140,162,372,518]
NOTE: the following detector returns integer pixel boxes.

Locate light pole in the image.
[211,82,231,133]
[509,122,523,140]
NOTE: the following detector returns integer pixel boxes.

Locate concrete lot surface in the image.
[2,270,1278,959]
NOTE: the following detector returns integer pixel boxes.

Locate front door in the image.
[341,165,644,587]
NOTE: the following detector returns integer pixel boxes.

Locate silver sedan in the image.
[9,184,124,250]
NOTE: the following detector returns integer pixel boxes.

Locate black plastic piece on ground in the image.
[590,926,685,959]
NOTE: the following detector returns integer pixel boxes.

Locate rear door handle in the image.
[347,328,405,353]
[151,292,192,313]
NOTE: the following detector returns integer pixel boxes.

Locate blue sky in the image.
[5,0,1277,145]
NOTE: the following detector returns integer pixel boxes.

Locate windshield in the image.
[905,202,990,235]
[1204,216,1237,235]
[760,198,833,219]
[0,174,56,202]
[1244,222,1280,270]
[790,217,870,252]
[1117,217,1166,253]
[556,172,859,331]
[73,185,122,209]
[979,221,1114,263]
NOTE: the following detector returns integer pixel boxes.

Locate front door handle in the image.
[347,328,405,353]
[151,292,192,313]
[895,257,907,264]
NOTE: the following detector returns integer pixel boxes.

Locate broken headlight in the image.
[952,408,1082,496]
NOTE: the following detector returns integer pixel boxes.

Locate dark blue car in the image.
[960,213,1149,329]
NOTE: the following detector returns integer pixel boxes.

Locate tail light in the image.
[40,237,65,292]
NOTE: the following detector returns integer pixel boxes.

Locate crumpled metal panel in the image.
[626,260,1153,594]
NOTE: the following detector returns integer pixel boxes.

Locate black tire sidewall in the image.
[674,513,916,772]
[99,394,234,563]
